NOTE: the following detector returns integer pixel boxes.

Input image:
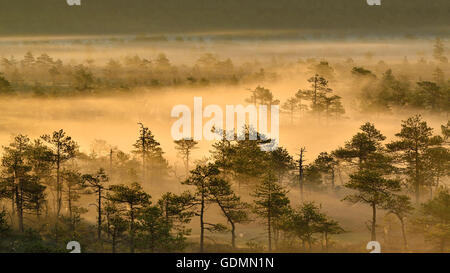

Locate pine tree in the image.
[414,189,450,252]
[103,200,127,253]
[387,115,443,203]
[174,138,198,175]
[41,129,78,218]
[209,178,250,248]
[137,205,186,252]
[157,191,195,236]
[183,163,227,252]
[314,152,338,188]
[433,37,448,63]
[133,123,166,184]
[334,122,387,170]
[62,169,84,233]
[281,97,302,124]
[316,216,344,251]
[82,168,109,241]
[343,170,401,241]
[382,194,413,250]
[108,182,151,253]
[252,172,290,251]
[1,135,31,232]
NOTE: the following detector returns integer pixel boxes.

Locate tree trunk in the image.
[130,206,135,253]
[68,187,72,220]
[414,147,420,204]
[371,203,377,241]
[56,149,62,218]
[109,149,113,176]
[313,76,317,109]
[11,194,15,217]
[268,212,272,252]
[274,228,279,250]
[186,150,190,175]
[331,168,335,189]
[200,189,205,253]
[142,153,145,183]
[14,170,24,232]
[399,218,408,251]
[299,149,305,202]
[268,186,272,252]
[112,232,116,253]
[68,184,74,233]
[97,188,102,241]
[15,178,24,233]
[231,222,236,249]
[435,176,440,194]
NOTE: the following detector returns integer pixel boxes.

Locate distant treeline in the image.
[0,38,448,116]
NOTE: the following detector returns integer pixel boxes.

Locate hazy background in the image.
[0,0,448,37]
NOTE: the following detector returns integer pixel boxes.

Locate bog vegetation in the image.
[0,37,448,253]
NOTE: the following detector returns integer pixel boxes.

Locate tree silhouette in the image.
[343,170,401,241]
[334,122,386,170]
[414,189,450,252]
[382,194,413,250]
[82,168,109,241]
[174,138,198,175]
[1,135,32,232]
[41,129,78,219]
[387,115,443,203]
[108,182,151,253]
[0,74,13,95]
[103,200,127,253]
[433,37,448,63]
[209,177,250,248]
[133,123,166,184]
[183,163,227,252]
[252,172,290,251]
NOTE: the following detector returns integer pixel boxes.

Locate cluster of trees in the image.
[170,128,345,251]
[0,123,345,252]
[243,72,345,126]
[281,73,345,123]
[335,117,449,250]
[0,52,277,96]
[247,40,448,123]
[0,126,185,252]
[350,38,449,114]
[353,67,449,114]
[0,115,448,252]
[181,150,345,252]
